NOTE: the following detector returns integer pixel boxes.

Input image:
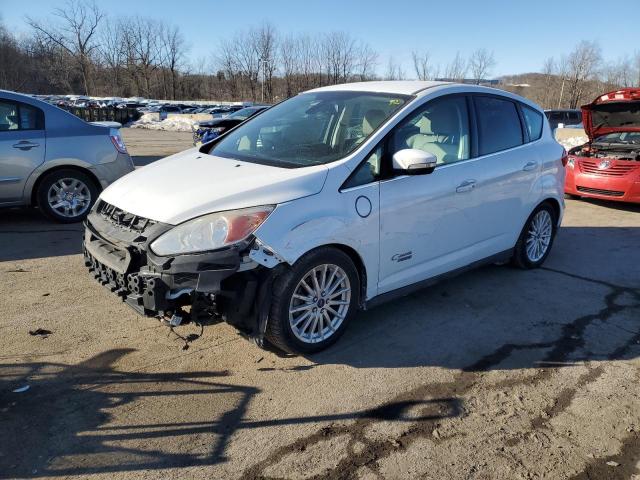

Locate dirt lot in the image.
[121,128,194,165]
[0,128,639,479]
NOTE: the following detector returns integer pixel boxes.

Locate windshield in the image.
[594,131,640,145]
[208,91,410,168]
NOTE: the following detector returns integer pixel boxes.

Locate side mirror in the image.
[392,149,437,174]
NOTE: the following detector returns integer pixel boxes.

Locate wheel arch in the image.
[539,197,562,226]
[319,243,368,308]
[30,164,102,207]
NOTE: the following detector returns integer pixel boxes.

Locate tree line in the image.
[0,0,498,102]
[1,0,639,108]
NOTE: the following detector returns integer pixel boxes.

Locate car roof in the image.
[306,81,451,96]
[303,81,543,112]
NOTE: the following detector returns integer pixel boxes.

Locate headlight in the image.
[150,206,274,256]
[567,158,575,169]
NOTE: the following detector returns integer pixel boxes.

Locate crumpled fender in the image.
[252,166,380,301]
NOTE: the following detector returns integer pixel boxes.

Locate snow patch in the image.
[557,136,588,150]
[130,113,196,132]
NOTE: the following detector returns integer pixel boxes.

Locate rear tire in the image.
[265,247,360,354]
[37,169,99,223]
[512,202,558,269]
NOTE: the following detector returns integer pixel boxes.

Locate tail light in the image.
[109,128,128,154]
[561,148,568,167]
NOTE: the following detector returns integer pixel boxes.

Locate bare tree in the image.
[128,17,164,97]
[215,38,241,100]
[444,52,467,81]
[26,0,104,95]
[160,24,187,100]
[412,51,432,80]
[0,20,30,91]
[322,31,358,84]
[280,34,298,98]
[356,43,378,81]
[602,56,633,90]
[253,23,278,102]
[98,18,126,94]
[469,48,496,84]
[385,57,405,80]
[565,40,601,108]
[299,34,322,89]
[235,30,260,100]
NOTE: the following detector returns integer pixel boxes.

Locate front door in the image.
[378,95,482,294]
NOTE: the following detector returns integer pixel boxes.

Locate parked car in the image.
[192,105,270,145]
[544,109,582,130]
[159,105,182,114]
[0,90,134,222]
[83,81,565,353]
[565,88,640,203]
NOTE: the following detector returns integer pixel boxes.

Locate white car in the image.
[83,81,565,354]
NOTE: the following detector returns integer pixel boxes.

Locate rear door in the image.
[0,99,45,203]
[467,95,541,251]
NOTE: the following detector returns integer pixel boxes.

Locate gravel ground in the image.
[0,129,639,479]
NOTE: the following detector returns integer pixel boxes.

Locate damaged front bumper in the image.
[83,200,284,337]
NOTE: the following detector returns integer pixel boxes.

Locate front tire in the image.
[265,247,360,354]
[512,202,558,269]
[37,169,99,223]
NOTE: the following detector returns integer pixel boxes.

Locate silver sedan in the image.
[0,90,134,222]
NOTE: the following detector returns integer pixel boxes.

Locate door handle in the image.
[456,179,476,193]
[12,141,39,151]
[523,161,538,171]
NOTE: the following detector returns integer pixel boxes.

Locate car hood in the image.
[582,88,640,140]
[99,149,328,225]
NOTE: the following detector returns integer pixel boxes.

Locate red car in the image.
[565,88,640,203]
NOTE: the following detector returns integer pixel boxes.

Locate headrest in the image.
[416,115,432,134]
[362,109,387,135]
[428,105,458,134]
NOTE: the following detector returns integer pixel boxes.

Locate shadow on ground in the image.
[0,208,82,261]
[0,349,459,478]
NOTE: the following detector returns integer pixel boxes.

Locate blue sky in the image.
[2,0,638,77]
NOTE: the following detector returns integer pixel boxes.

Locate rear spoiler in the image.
[89,121,122,129]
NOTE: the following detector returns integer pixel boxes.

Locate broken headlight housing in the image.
[150,206,274,256]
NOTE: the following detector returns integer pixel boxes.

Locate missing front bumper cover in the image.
[83,210,283,338]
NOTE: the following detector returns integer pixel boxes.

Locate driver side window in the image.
[390,96,470,165]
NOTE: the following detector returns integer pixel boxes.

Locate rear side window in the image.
[474,96,523,155]
[521,105,543,141]
[0,101,19,131]
[18,103,44,130]
[0,100,44,131]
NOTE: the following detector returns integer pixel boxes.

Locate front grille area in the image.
[84,246,169,315]
[96,200,156,232]
[577,186,625,197]
[579,160,638,177]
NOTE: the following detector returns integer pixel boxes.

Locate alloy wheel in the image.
[288,264,352,344]
[525,210,553,262]
[47,177,92,219]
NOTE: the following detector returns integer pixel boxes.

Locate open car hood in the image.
[582,88,640,141]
